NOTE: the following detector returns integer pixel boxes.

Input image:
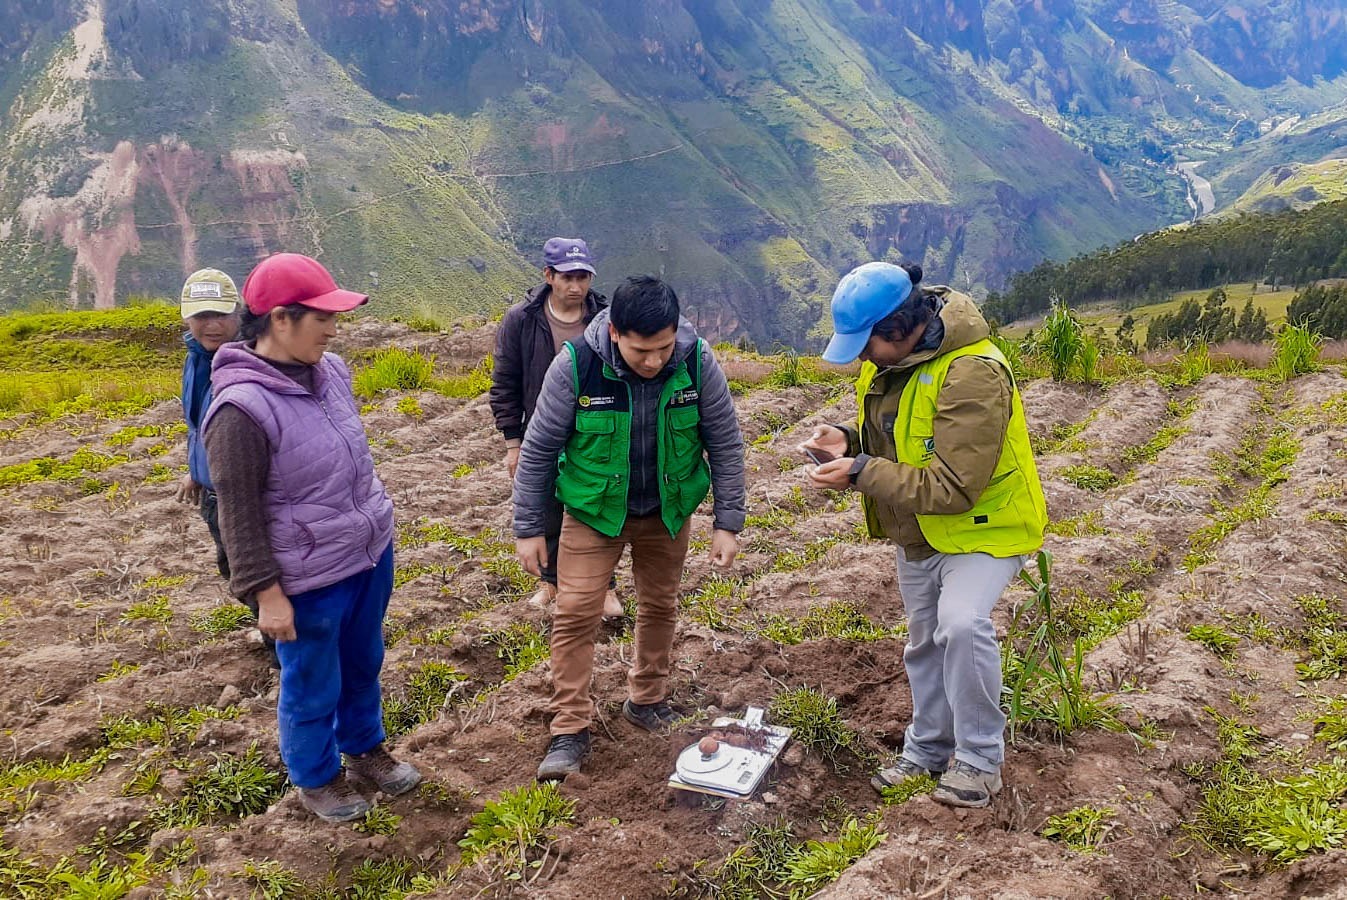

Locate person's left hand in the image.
[807,457,855,491]
[708,529,739,570]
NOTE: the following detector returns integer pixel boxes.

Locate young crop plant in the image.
[1121,397,1197,466]
[756,602,904,645]
[354,805,403,836]
[347,857,433,899]
[1003,551,1121,740]
[188,602,252,636]
[665,815,884,899]
[1045,508,1107,537]
[483,623,549,681]
[1187,624,1240,659]
[1188,710,1347,865]
[1060,464,1119,491]
[395,395,424,418]
[101,702,242,750]
[434,355,494,399]
[1290,594,1347,680]
[457,782,576,884]
[121,594,172,624]
[683,575,743,631]
[97,659,140,682]
[238,860,310,900]
[768,687,873,773]
[1312,695,1347,752]
[152,744,283,828]
[1041,805,1116,854]
[383,660,468,738]
[879,771,937,805]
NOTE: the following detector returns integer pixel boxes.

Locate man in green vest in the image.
[514,275,747,780]
[801,262,1047,808]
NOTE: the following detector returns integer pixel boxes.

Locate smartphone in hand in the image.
[803,446,836,466]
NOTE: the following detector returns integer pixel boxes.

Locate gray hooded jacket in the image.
[512,309,746,537]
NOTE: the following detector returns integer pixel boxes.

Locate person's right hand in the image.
[175,475,203,505]
[515,536,549,577]
[505,445,521,480]
[255,584,297,642]
[798,425,848,461]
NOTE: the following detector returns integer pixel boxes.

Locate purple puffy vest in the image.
[203,344,394,595]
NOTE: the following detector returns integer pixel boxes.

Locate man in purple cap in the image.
[491,238,623,618]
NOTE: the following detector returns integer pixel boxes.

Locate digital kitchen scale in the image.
[668,707,793,799]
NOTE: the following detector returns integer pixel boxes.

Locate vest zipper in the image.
[319,393,380,568]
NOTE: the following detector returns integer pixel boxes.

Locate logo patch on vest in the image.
[923,437,935,453]
[671,388,699,405]
[578,394,616,409]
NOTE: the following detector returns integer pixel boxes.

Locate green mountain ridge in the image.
[3,0,1347,347]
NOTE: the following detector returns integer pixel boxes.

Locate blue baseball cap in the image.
[543,237,596,274]
[822,262,914,364]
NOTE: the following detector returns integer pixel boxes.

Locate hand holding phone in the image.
[803,446,836,466]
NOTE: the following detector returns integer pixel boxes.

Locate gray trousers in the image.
[896,550,1024,774]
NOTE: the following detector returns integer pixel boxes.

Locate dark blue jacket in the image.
[182,335,216,489]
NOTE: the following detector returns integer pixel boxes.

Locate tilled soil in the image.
[2,320,1346,898]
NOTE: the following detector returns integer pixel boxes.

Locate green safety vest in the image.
[856,338,1047,556]
[554,339,710,538]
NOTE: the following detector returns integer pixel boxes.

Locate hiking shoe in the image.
[932,760,1002,809]
[602,588,625,619]
[299,771,371,822]
[537,730,590,780]
[870,756,938,795]
[622,699,679,733]
[345,744,422,796]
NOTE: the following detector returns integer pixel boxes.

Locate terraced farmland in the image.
[2,309,1346,898]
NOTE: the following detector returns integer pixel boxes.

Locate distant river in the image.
[1177,161,1215,220]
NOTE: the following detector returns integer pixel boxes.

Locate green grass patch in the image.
[151,744,284,828]
[1041,805,1116,854]
[188,603,253,636]
[483,623,549,681]
[768,687,873,773]
[352,348,437,398]
[667,816,885,899]
[101,702,242,750]
[457,782,575,883]
[383,661,469,739]
[1187,624,1240,658]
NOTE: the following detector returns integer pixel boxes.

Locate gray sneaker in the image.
[870,756,938,794]
[345,744,422,797]
[932,760,1002,808]
[299,771,372,822]
[537,730,590,781]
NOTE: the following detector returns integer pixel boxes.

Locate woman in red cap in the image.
[202,253,421,821]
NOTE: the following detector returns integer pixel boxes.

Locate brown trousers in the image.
[548,512,691,735]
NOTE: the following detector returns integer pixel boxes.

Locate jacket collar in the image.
[211,342,326,397]
[584,309,700,381]
[524,283,608,320]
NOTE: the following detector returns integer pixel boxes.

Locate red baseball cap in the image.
[242,253,368,315]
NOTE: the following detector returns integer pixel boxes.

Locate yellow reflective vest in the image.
[856,338,1047,556]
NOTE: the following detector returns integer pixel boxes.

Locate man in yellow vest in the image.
[801,261,1047,808]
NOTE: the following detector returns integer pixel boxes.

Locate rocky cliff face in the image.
[2,0,1346,345]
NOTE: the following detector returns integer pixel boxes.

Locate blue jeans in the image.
[896,551,1024,774]
[276,543,393,788]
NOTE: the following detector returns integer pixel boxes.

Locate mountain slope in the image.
[2,0,1347,346]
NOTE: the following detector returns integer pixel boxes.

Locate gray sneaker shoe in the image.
[537,730,590,781]
[932,760,1002,808]
[870,756,938,794]
[299,771,372,822]
[622,699,679,733]
[345,744,422,796]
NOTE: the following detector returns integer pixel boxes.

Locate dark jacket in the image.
[182,335,216,490]
[512,309,747,538]
[490,283,607,441]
